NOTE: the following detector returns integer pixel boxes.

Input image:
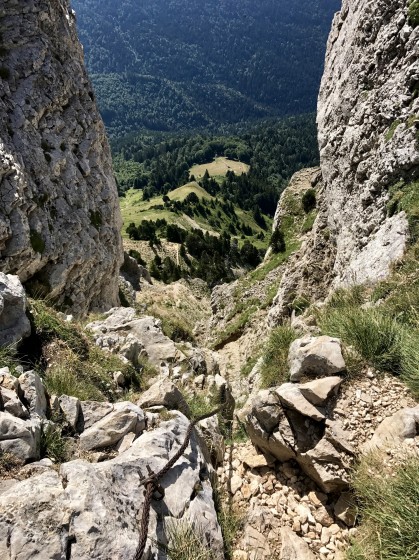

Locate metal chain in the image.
[133,406,223,560]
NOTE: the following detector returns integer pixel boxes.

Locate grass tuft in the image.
[347,454,419,560]
[259,325,298,388]
[162,519,216,560]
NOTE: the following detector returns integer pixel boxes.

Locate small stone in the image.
[230,474,243,495]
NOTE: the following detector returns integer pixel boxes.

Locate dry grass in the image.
[190,157,250,179]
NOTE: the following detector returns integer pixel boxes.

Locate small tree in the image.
[271,228,286,253]
[302,189,316,213]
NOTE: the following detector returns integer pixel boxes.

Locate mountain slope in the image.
[71,0,340,135]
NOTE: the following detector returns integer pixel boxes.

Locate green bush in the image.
[259,325,298,388]
[408,0,419,26]
[271,228,286,253]
[347,455,419,560]
[302,188,316,213]
[30,229,46,254]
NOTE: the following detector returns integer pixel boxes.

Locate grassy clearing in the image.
[190,157,249,180]
[212,305,258,350]
[259,325,298,388]
[346,454,419,560]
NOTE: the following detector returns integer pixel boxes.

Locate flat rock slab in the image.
[299,376,343,405]
[280,526,317,560]
[276,383,325,421]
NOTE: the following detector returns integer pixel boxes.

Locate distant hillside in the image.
[71,0,340,136]
[120,181,272,286]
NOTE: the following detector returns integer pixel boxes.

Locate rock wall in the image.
[0,0,123,314]
[269,0,418,322]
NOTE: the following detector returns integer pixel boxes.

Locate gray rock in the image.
[334,492,357,527]
[86,308,184,367]
[276,383,325,421]
[137,379,191,416]
[288,335,346,382]
[280,526,317,560]
[1,387,29,419]
[59,395,81,430]
[0,413,223,559]
[0,367,19,392]
[0,274,31,347]
[79,400,114,430]
[0,412,41,462]
[363,406,419,453]
[18,371,47,418]
[79,402,144,451]
[299,376,343,405]
[198,414,225,465]
[0,1,122,315]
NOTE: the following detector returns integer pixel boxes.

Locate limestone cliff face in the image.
[0,0,123,314]
[269,0,418,323]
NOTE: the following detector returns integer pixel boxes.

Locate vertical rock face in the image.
[269,0,418,321]
[0,0,123,314]
[317,0,418,285]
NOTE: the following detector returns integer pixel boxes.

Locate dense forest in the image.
[71,0,340,136]
[113,114,319,218]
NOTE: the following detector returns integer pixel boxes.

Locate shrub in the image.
[302,189,316,213]
[41,423,70,463]
[408,0,419,27]
[347,454,419,560]
[30,229,46,254]
[259,325,298,388]
[271,228,286,253]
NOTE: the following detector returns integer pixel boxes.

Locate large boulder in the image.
[363,406,419,453]
[288,335,346,382]
[86,307,184,367]
[79,402,145,452]
[0,274,31,347]
[18,371,47,418]
[0,412,41,462]
[137,379,191,417]
[0,413,223,559]
[241,379,353,493]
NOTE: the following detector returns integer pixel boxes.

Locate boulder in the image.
[0,367,19,391]
[299,376,343,405]
[280,526,317,560]
[363,406,419,453]
[197,414,225,465]
[79,402,145,451]
[0,412,41,462]
[0,274,31,347]
[18,371,47,418]
[243,386,354,493]
[1,387,29,419]
[137,379,191,416]
[288,335,346,382]
[276,383,325,421]
[0,413,223,559]
[79,400,113,430]
[86,308,184,367]
[59,395,81,430]
[334,492,357,527]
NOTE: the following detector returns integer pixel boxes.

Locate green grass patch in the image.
[385,119,401,142]
[259,325,298,388]
[408,0,419,27]
[301,210,317,233]
[41,423,70,463]
[213,305,257,350]
[347,454,419,560]
[162,519,216,560]
[30,229,46,254]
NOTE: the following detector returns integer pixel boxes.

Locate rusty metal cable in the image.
[133,406,223,560]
